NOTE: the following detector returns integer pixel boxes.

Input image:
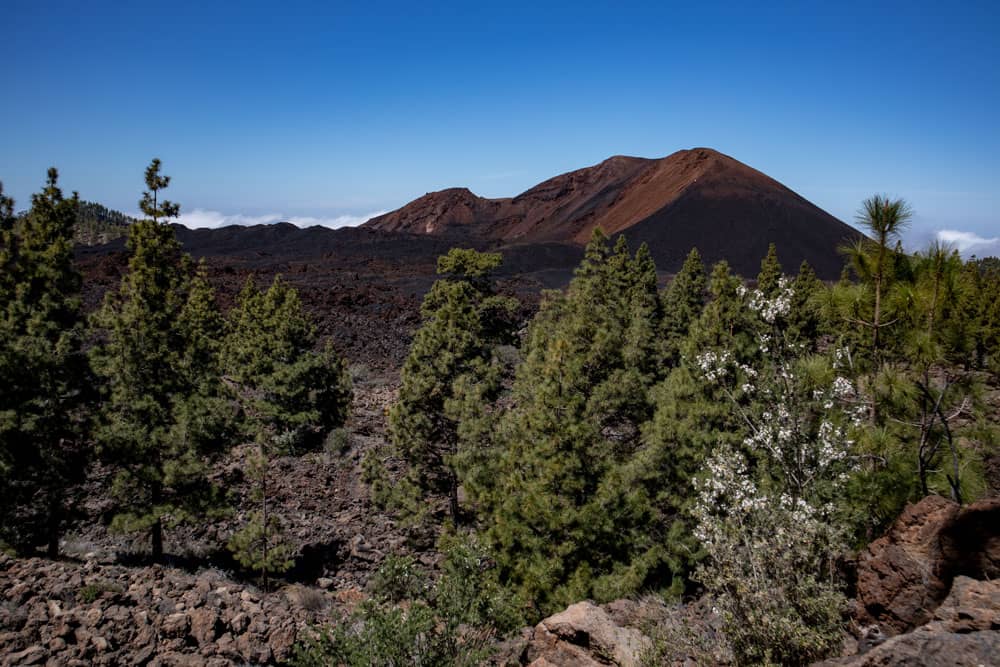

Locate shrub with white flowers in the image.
[688,279,852,666]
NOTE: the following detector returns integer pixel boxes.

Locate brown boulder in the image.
[1,645,46,666]
[161,612,191,638]
[523,601,651,667]
[930,576,1000,633]
[189,608,222,644]
[825,577,1000,666]
[845,631,1000,666]
[939,496,1000,581]
[856,495,1000,633]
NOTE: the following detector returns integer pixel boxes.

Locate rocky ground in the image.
[0,554,325,665]
[73,228,550,374]
[0,377,420,666]
[60,376,415,589]
[497,495,1000,667]
[3,476,998,665]
[1,243,996,664]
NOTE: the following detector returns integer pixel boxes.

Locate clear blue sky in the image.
[3,1,999,253]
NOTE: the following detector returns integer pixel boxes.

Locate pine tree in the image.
[686,260,755,358]
[842,195,913,365]
[756,242,783,294]
[222,276,351,452]
[951,260,984,369]
[222,275,351,581]
[140,158,180,224]
[631,259,763,594]
[894,242,979,502]
[0,182,12,226]
[977,259,1000,375]
[483,231,665,613]
[226,446,294,589]
[788,260,823,346]
[0,170,88,555]
[384,248,515,524]
[91,159,228,560]
[661,247,706,365]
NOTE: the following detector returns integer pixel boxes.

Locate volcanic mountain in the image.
[74,148,861,369]
[364,148,860,278]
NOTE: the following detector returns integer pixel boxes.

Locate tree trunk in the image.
[45,491,60,559]
[873,274,882,362]
[151,518,163,561]
[917,450,929,497]
[262,457,269,591]
[449,474,460,525]
[151,482,163,561]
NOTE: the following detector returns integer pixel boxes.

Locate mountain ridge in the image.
[76,148,861,280]
[364,147,860,278]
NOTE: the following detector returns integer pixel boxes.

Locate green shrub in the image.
[433,533,525,634]
[292,535,521,666]
[77,581,123,603]
[368,553,427,603]
[324,427,350,456]
[291,599,492,667]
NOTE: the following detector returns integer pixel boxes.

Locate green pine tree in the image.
[139,158,180,223]
[0,170,89,556]
[976,259,1000,375]
[222,276,351,453]
[685,260,755,359]
[222,275,351,581]
[756,242,783,294]
[951,259,985,369]
[383,248,516,525]
[840,195,913,365]
[226,445,295,589]
[631,258,763,594]
[661,247,707,365]
[788,259,823,346]
[91,159,229,560]
[893,242,982,502]
[0,182,13,228]
[483,230,666,614]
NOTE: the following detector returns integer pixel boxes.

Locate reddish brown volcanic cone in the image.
[364,148,859,278]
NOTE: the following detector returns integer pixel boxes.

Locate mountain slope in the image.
[364,148,860,278]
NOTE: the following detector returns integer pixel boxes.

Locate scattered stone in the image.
[161,612,190,638]
[189,608,221,644]
[0,555,345,665]
[522,601,651,667]
[2,645,46,666]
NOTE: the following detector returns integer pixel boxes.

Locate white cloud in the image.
[156,208,388,230]
[281,212,388,228]
[935,229,1000,258]
[936,229,999,250]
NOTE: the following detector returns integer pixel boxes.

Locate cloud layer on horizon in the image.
[168,208,388,230]
[935,229,1000,258]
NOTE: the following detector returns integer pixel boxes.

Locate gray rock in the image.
[523,601,651,667]
[161,612,191,638]
[2,645,46,666]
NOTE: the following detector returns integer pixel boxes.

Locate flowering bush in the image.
[690,279,851,665]
[692,444,846,665]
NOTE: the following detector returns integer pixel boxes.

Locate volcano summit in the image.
[365,147,860,279]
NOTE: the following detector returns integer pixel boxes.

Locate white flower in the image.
[832,376,854,399]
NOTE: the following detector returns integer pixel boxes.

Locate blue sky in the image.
[3,1,999,254]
